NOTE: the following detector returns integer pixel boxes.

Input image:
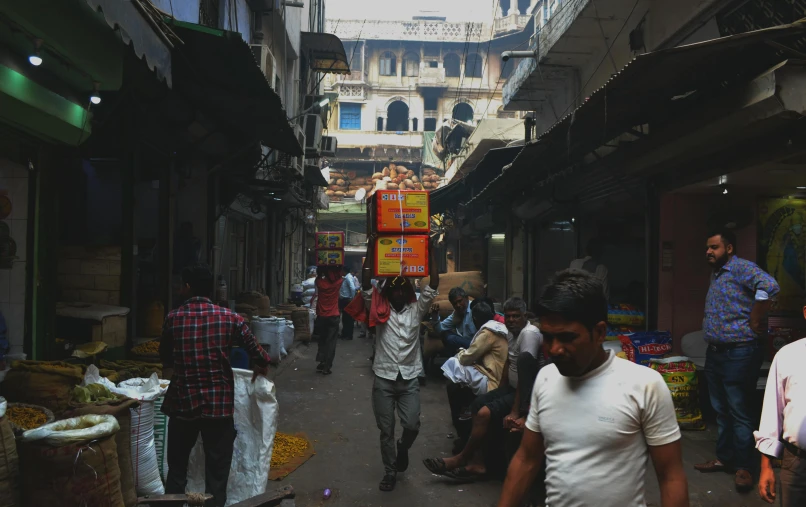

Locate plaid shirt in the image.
[160,297,270,418]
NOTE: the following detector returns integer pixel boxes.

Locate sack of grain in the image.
[2,361,84,415]
[63,397,140,507]
[0,398,20,507]
[649,357,705,430]
[422,272,484,300]
[20,415,124,507]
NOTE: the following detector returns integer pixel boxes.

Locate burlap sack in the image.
[1,361,84,415]
[0,399,21,507]
[63,397,140,507]
[20,416,124,507]
[421,271,485,299]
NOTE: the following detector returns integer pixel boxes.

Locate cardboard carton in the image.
[316,231,345,249]
[315,249,345,266]
[374,190,430,233]
[374,235,429,277]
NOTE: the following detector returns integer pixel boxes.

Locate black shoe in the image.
[396,440,409,472]
[322,368,333,375]
[379,473,396,492]
[316,363,325,372]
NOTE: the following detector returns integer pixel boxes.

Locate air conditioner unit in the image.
[303,114,323,157]
[320,136,337,157]
[249,44,278,89]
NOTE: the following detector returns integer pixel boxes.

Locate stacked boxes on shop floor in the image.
[370,190,431,277]
[315,231,345,266]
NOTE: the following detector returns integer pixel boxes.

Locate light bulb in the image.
[90,95,101,105]
[722,188,728,195]
[29,55,42,66]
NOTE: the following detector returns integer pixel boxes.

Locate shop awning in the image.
[167,20,303,156]
[469,20,806,206]
[304,164,330,187]
[85,0,173,87]
[431,146,521,214]
[301,32,351,74]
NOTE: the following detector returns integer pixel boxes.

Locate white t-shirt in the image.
[508,323,542,389]
[526,350,680,507]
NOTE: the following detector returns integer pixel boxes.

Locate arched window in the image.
[444,53,460,78]
[402,52,420,77]
[379,51,397,76]
[465,53,482,78]
[452,102,474,123]
[386,101,409,131]
[499,58,513,80]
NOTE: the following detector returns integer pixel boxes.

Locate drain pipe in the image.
[501,50,538,62]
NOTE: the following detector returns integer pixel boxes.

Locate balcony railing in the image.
[417,67,447,87]
[494,14,531,34]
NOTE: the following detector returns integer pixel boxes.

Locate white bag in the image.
[187,369,278,506]
[114,374,170,496]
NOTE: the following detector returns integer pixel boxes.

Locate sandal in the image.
[444,467,487,484]
[379,473,396,492]
[423,457,449,475]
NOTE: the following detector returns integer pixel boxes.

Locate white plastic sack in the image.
[114,375,170,496]
[0,397,6,419]
[81,364,118,391]
[252,318,287,364]
[187,369,278,506]
[21,414,119,445]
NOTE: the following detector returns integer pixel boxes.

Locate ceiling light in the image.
[317,97,329,107]
[90,82,101,105]
[723,188,728,195]
[28,39,43,66]
[797,186,806,190]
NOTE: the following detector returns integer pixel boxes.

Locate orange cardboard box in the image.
[316,231,345,249]
[315,249,345,266]
[374,235,429,277]
[374,190,430,233]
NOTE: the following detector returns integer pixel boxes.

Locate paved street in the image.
[270,337,774,507]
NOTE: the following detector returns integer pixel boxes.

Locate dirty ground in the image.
[270,338,774,507]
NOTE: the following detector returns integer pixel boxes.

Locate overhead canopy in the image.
[167,20,303,156]
[469,20,806,206]
[304,164,329,187]
[301,32,351,74]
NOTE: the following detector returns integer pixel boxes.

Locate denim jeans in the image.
[443,332,472,356]
[704,343,763,471]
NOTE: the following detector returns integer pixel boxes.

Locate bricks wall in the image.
[58,246,122,306]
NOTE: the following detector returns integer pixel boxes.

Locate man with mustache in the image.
[695,228,779,491]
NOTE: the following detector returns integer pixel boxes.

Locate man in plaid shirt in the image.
[160,265,270,507]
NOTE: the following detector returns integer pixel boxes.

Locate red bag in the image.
[344,292,367,322]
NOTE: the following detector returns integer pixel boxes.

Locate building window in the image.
[199,0,220,28]
[380,51,397,76]
[339,103,362,130]
[444,53,460,77]
[452,102,474,123]
[465,53,482,78]
[429,61,439,68]
[424,118,437,132]
[386,101,409,131]
[402,52,420,77]
[377,117,384,131]
[500,58,513,80]
[424,96,438,111]
[412,118,419,131]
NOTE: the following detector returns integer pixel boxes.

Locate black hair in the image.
[471,301,494,324]
[342,265,351,275]
[709,228,737,254]
[182,264,214,298]
[536,269,607,331]
[504,297,527,314]
[448,287,467,304]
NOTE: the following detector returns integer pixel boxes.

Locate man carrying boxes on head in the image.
[313,231,346,375]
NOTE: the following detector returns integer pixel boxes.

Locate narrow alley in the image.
[272,338,774,507]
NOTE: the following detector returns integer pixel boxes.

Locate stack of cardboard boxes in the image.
[315,231,345,266]
[370,190,430,277]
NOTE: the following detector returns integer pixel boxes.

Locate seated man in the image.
[440,302,509,396]
[437,287,477,356]
[424,297,543,482]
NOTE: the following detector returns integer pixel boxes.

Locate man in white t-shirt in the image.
[497,269,689,507]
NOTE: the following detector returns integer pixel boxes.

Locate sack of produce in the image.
[20,415,124,507]
[606,325,638,341]
[2,361,84,415]
[619,331,672,366]
[113,375,170,496]
[649,357,705,430]
[131,340,160,358]
[5,403,54,435]
[187,369,278,505]
[607,303,646,327]
[64,396,141,507]
[0,398,20,507]
[291,309,313,342]
[421,271,484,300]
[99,360,162,382]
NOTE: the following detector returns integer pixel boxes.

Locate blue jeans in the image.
[443,333,472,356]
[704,343,763,471]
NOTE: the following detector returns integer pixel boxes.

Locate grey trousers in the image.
[372,374,421,474]
[781,448,806,507]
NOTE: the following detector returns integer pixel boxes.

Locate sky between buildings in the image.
[326,0,500,22]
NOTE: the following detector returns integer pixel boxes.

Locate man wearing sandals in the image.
[362,237,439,492]
[497,270,689,507]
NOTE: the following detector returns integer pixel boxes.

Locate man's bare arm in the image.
[648,440,689,507]
[497,428,544,507]
[750,300,772,334]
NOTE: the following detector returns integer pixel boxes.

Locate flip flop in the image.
[444,467,487,484]
[422,457,449,475]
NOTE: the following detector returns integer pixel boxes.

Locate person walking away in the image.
[160,265,270,507]
[314,265,343,375]
[756,304,806,506]
[570,238,609,301]
[694,228,779,490]
[437,287,477,355]
[424,296,542,481]
[339,265,358,340]
[497,269,688,507]
[361,237,439,492]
